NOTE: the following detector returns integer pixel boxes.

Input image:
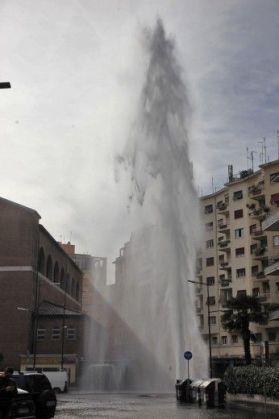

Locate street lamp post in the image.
[61,279,68,370]
[188,279,213,378]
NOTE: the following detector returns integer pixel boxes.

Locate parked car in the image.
[0,388,36,419]
[11,373,56,419]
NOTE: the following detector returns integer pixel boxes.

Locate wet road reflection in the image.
[55,393,278,418]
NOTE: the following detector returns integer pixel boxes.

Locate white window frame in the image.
[37,328,46,341]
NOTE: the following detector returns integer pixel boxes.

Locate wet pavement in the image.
[55,392,279,418]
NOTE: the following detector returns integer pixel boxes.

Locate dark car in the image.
[0,388,36,419]
[11,373,56,419]
[10,389,36,419]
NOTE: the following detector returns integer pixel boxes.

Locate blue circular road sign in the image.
[184,351,192,360]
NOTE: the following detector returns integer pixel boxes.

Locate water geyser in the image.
[85,19,208,392]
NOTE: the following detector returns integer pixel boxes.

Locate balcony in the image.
[218,222,230,234]
[248,181,265,200]
[249,207,269,222]
[220,277,232,287]
[255,271,266,280]
[262,209,279,232]
[251,229,267,240]
[252,246,268,261]
[218,239,231,252]
[264,258,279,276]
[219,261,231,271]
[217,201,230,215]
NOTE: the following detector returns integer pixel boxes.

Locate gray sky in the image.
[1,0,279,258]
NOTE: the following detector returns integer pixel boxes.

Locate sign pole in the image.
[184,351,192,380]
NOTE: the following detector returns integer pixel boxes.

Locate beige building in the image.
[196,159,279,364]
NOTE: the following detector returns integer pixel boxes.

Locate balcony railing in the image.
[255,271,265,279]
[217,202,229,213]
[251,229,266,239]
[248,181,265,199]
[252,246,267,259]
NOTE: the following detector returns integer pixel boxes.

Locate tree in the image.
[221,294,276,365]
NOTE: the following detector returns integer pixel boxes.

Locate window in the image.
[234,209,243,219]
[206,239,214,248]
[273,236,279,246]
[212,337,218,345]
[270,172,279,183]
[236,268,246,278]
[255,333,262,342]
[250,224,257,234]
[271,193,279,207]
[209,316,216,325]
[235,247,245,257]
[231,335,238,343]
[233,190,243,200]
[221,336,227,344]
[52,327,61,340]
[235,228,244,239]
[205,222,213,231]
[37,329,46,341]
[67,327,76,340]
[207,277,215,286]
[268,331,276,342]
[205,204,213,214]
[206,257,214,267]
[252,287,260,297]
[207,296,216,306]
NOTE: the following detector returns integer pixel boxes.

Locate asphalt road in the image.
[55,392,279,418]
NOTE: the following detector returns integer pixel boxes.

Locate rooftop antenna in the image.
[277,130,279,160]
[246,147,249,169]
[247,150,257,171]
[211,176,214,193]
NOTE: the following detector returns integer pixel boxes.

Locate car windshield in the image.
[12,374,51,392]
[27,375,51,392]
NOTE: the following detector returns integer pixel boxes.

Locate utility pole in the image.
[61,275,68,370]
[188,279,213,378]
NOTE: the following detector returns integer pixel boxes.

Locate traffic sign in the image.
[184,351,192,360]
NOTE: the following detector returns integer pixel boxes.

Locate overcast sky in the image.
[1,0,279,259]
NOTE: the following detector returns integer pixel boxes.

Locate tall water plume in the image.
[112,19,208,390]
[84,19,208,392]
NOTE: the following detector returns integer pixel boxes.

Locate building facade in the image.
[0,197,83,382]
[196,159,279,364]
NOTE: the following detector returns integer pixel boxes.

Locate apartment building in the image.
[0,196,83,382]
[196,159,279,364]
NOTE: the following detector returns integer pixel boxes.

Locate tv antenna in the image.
[258,137,267,164]
[277,130,279,160]
[246,147,257,171]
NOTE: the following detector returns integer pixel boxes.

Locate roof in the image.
[0,196,40,219]
[38,301,81,317]
[39,225,82,274]
[259,159,279,169]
